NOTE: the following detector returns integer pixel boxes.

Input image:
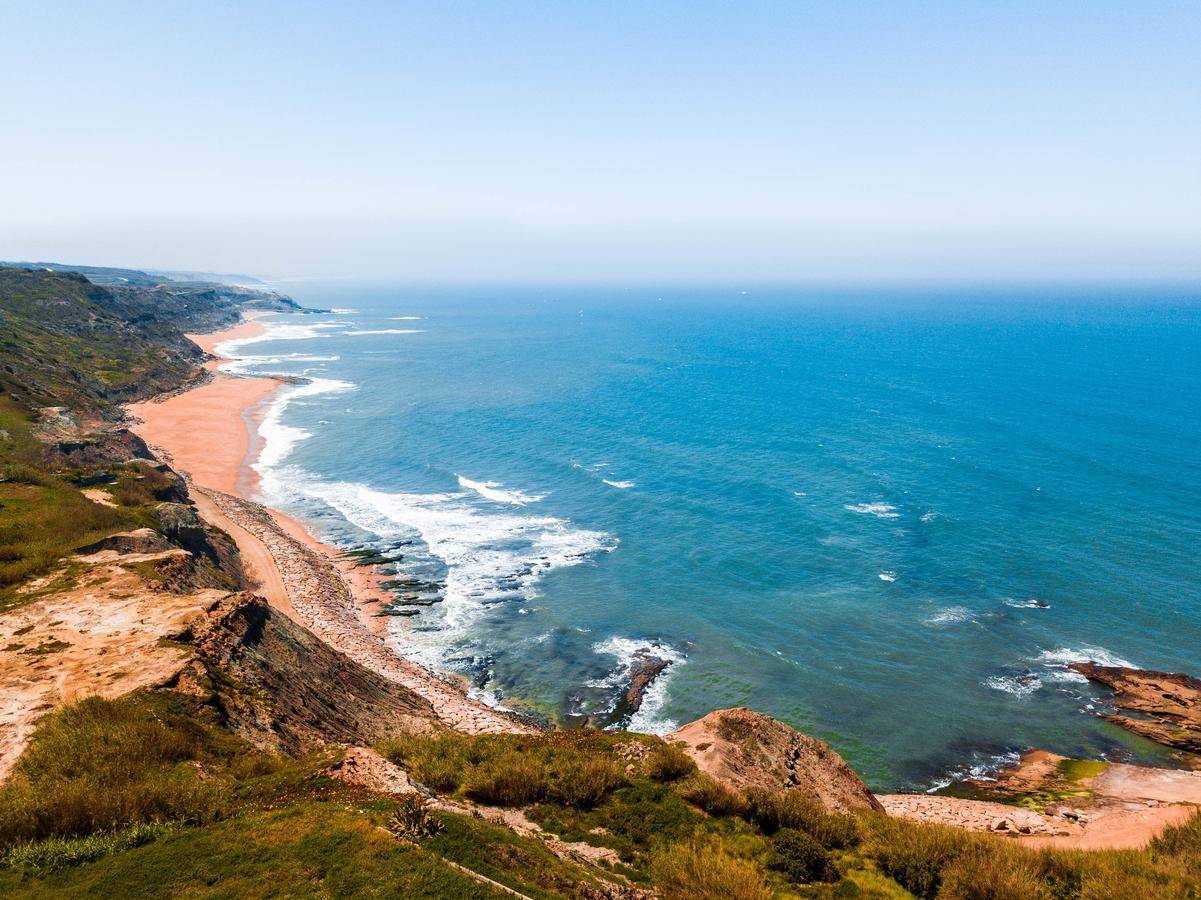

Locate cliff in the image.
[670,707,883,813]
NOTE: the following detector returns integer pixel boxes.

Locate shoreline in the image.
[125,307,1201,850]
[127,314,535,735]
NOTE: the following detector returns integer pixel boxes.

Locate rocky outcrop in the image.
[320,746,422,795]
[625,653,671,714]
[1071,662,1201,753]
[164,592,440,754]
[76,528,172,555]
[155,501,243,588]
[40,427,153,467]
[670,707,883,813]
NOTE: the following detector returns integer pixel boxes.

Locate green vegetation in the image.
[1,692,1201,897]
[0,269,204,418]
[1056,758,1109,782]
[386,794,444,843]
[767,828,838,884]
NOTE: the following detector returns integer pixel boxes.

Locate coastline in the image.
[122,306,1201,851]
[127,314,534,736]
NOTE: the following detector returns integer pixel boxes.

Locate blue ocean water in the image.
[222,282,1201,790]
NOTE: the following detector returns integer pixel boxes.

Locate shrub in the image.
[651,837,772,900]
[935,843,1046,900]
[862,815,970,898]
[767,827,838,884]
[646,742,695,782]
[0,695,233,848]
[465,752,548,807]
[550,756,626,809]
[1150,809,1201,865]
[680,773,749,817]
[1,821,177,873]
[745,790,860,849]
[386,794,444,843]
[377,732,471,793]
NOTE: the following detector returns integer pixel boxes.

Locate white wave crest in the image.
[925,750,1022,792]
[1036,646,1135,669]
[457,476,545,505]
[343,328,426,336]
[603,479,635,489]
[215,321,351,357]
[285,478,615,670]
[983,674,1042,697]
[878,571,897,582]
[1003,597,1050,609]
[253,378,356,472]
[845,502,900,519]
[924,606,975,626]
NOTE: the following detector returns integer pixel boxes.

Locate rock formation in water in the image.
[1071,662,1201,753]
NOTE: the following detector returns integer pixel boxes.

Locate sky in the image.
[1,1,1198,282]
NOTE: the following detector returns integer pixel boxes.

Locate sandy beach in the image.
[128,315,532,735]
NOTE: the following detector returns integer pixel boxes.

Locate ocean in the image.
[219,281,1201,790]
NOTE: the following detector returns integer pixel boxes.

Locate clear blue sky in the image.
[2,1,1198,281]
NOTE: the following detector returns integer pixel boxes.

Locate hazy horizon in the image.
[3,1,1198,282]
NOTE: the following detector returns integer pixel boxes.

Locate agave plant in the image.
[386,793,444,843]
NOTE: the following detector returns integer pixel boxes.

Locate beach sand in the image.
[128,315,531,735]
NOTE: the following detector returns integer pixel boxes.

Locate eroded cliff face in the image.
[165,592,439,754]
[670,707,883,813]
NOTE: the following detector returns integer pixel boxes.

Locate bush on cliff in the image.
[679,772,750,817]
[766,827,838,883]
[745,788,860,849]
[548,755,626,809]
[651,837,771,900]
[465,752,549,807]
[0,695,237,848]
[645,741,696,782]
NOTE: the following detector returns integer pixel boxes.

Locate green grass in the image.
[0,396,186,608]
[4,692,1201,897]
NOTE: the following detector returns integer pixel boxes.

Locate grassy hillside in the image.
[0,268,205,418]
[0,693,1197,898]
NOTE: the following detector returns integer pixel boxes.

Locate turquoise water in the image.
[222,283,1201,789]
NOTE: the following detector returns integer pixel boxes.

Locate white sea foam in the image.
[925,750,1022,792]
[253,377,356,473]
[284,478,615,671]
[457,476,545,505]
[924,606,975,626]
[603,479,635,489]
[1033,647,1135,685]
[878,571,897,582]
[215,321,351,357]
[1036,646,1135,669]
[920,511,939,522]
[343,328,426,336]
[845,502,900,519]
[330,308,358,314]
[591,637,685,734]
[983,673,1042,697]
[1003,597,1050,609]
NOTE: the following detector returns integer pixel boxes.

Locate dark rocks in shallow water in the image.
[379,578,442,593]
[625,653,672,713]
[1071,662,1201,753]
[374,607,421,617]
